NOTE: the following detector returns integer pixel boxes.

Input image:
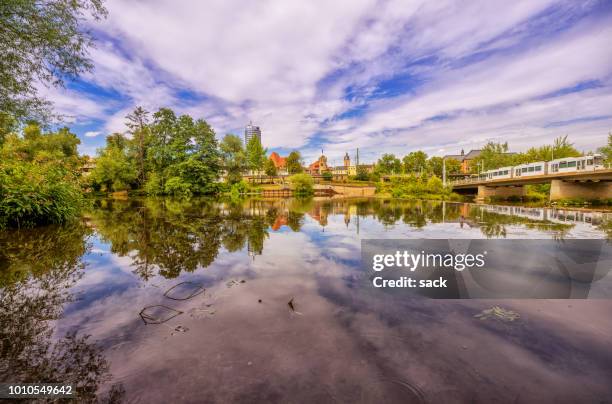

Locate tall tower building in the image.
[343,152,350,167]
[244,121,261,146]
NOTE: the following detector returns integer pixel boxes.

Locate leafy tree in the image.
[289,173,314,195]
[354,165,370,181]
[0,124,84,228]
[444,158,462,175]
[427,156,443,177]
[125,107,150,187]
[322,171,333,181]
[90,134,136,192]
[471,141,516,172]
[246,136,267,173]
[220,134,247,184]
[0,0,107,123]
[402,151,428,174]
[286,151,303,174]
[264,158,278,176]
[597,133,612,164]
[375,153,402,175]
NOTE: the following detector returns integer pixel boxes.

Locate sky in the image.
[44,0,612,165]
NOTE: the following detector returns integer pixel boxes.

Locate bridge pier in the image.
[477,185,525,202]
[550,180,612,201]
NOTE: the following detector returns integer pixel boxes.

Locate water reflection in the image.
[84,198,612,281]
[0,223,124,402]
[1,198,611,402]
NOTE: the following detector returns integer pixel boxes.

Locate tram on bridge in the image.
[481,154,604,181]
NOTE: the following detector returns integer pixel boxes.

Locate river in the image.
[1,197,611,403]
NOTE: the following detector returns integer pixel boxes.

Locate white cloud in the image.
[62,0,612,159]
[84,131,102,137]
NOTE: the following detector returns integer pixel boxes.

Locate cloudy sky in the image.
[47,0,612,164]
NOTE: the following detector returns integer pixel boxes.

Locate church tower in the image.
[344,152,350,167]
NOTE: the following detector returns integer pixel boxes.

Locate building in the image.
[244,121,261,146]
[307,152,329,175]
[443,149,482,174]
[269,152,288,175]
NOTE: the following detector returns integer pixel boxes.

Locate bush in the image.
[144,173,163,196]
[322,171,333,181]
[0,161,84,229]
[164,176,192,197]
[289,173,314,195]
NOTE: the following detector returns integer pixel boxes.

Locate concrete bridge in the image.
[451,169,612,201]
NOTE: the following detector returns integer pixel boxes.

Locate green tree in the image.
[427,156,443,177]
[90,134,137,192]
[402,151,428,174]
[445,158,462,175]
[471,141,516,172]
[286,151,303,174]
[375,153,402,175]
[597,133,612,164]
[246,136,267,174]
[0,0,107,123]
[0,124,84,228]
[125,107,150,187]
[264,158,278,176]
[289,173,314,195]
[220,134,247,184]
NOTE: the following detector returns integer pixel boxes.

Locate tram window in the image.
[528,166,534,172]
[535,166,542,171]
[587,159,593,165]
[504,170,509,175]
[522,167,527,172]
[568,161,576,167]
[559,161,567,168]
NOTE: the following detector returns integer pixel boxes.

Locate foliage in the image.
[220,134,247,184]
[89,134,137,192]
[264,158,278,176]
[377,175,457,200]
[597,133,612,164]
[444,158,462,175]
[471,141,515,173]
[375,153,402,175]
[354,165,370,181]
[0,0,107,124]
[289,173,314,195]
[322,171,333,181]
[286,151,303,174]
[246,136,267,173]
[91,107,222,195]
[403,151,428,174]
[0,124,84,228]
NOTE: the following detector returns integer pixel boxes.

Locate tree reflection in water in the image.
[0,223,124,403]
[84,197,587,283]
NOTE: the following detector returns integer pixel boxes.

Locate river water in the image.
[1,197,611,403]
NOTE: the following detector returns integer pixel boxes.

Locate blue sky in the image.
[41,0,612,164]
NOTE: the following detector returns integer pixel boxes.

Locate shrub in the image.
[322,171,333,181]
[0,161,84,229]
[289,173,314,196]
[144,173,163,196]
[164,176,192,197]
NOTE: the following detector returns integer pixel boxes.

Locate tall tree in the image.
[286,151,303,174]
[0,0,107,123]
[375,153,402,175]
[402,151,428,174]
[220,134,247,184]
[125,107,150,187]
[246,136,267,174]
[264,158,278,176]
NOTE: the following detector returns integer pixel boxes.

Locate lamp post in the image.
[442,157,446,186]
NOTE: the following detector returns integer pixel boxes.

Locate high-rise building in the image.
[244,121,261,146]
